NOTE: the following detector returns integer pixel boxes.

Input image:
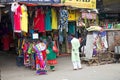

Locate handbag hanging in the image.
[52,41,59,53]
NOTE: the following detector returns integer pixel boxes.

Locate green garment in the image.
[47,42,56,60]
[45,8,52,31]
[68,22,75,34]
[50,66,55,70]
[28,44,33,54]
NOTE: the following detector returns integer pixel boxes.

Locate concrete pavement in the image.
[0,52,120,80]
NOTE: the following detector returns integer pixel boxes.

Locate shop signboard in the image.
[0,0,7,3]
[82,12,96,19]
[3,0,60,3]
[32,33,39,39]
[61,0,96,9]
[68,10,76,21]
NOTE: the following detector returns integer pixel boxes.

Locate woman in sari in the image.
[46,36,57,71]
[34,39,47,75]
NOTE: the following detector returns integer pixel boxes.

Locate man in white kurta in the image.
[71,35,82,70]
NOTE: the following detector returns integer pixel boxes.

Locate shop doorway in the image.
[0,6,15,53]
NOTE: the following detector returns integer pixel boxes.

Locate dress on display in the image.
[51,8,58,30]
[45,8,52,31]
[21,5,28,33]
[13,4,22,32]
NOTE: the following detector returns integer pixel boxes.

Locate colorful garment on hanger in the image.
[31,53,36,69]
[30,43,36,69]
[33,9,41,30]
[21,5,28,33]
[59,9,68,32]
[93,32,103,51]
[59,31,64,44]
[100,31,108,49]
[28,43,33,54]
[17,38,23,55]
[68,22,75,34]
[51,8,58,30]
[24,52,30,67]
[39,9,45,32]
[23,42,30,66]
[33,9,45,32]
[45,8,52,31]
[28,10,35,27]
[23,42,28,53]
[13,5,22,33]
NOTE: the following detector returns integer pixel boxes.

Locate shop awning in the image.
[0,4,5,7]
[51,3,64,7]
[19,2,38,6]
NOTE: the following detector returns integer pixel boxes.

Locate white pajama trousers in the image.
[72,61,82,69]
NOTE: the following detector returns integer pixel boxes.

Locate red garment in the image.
[47,59,57,65]
[36,56,44,68]
[33,9,41,30]
[33,17,40,30]
[24,52,29,66]
[23,43,28,53]
[41,50,46,60]
[33,9,45,32]
[14,5,22,33]
[2,35,10,51]
[39,9,45,32]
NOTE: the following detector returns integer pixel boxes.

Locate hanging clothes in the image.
[100,31,108,49]
[59,9,68,32]
[93,32,103,51]
[45,8,52,31]
[33,9,40,30]
[10,11,14,32]
[59,31,64,44]
[33,9,45,32]
[39,8,45,32]
[28,8,35,27]
[51,8,58,30]
[11,3,22,33]
[21,5,28,33]
[23,42,30,67]
[68,22,75,35]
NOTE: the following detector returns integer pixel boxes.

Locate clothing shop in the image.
[9,0,63,74]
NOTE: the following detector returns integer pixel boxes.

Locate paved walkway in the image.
[0,52,120,80]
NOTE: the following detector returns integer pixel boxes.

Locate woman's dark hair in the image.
[39,38,43,42]
[47,36,53,47]
[71,34,75,37]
